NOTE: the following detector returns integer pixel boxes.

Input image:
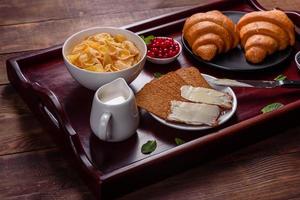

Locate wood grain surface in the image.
[1,0,300,199]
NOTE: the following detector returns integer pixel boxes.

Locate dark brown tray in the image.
[6,0,300,199]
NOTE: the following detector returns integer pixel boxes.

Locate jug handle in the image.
[98,112,112,141]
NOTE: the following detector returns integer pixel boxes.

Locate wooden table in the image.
[1,0,300,199]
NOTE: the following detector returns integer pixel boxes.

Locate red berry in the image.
[147,51,155,57]
[147,37,179,58]
[151,47,158,53]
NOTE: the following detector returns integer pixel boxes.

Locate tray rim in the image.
[6,0,300,198]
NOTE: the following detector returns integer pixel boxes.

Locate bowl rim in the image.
[146,36,182,61]
[62,26,147,74]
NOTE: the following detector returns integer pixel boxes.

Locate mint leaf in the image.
[140,35,155,45]
[274,74,287,81]
[153,72,164,78]
[141,140,157,154]
[261,103,284,113]
[175,137,185,145]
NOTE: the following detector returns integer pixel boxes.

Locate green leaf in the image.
[261,102,284,113]
[153,72,164,78]
[274,74,287,81]
[175,137,185,145]
[140,35,155,45]
[141,140,157,154]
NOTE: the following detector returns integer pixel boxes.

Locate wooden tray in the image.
[6,0,300,199]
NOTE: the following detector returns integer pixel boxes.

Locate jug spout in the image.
[97,78,132,105]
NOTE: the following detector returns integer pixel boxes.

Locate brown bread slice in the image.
[136,66,212,120]
[151,72,187,100]
[175,66,212,88]
[135,82,181,119]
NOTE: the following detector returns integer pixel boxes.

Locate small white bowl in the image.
[295,51,300,71]
[146,37,182,64]
[62,27,147,90]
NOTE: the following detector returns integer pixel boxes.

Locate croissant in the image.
[183,10,239,61]
[237,9,295,64]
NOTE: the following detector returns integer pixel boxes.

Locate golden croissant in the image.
[183,10,239,61]
[237,9,295,64]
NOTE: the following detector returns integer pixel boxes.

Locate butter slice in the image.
[181,85,232,109]
[213,79,253,87]
[167,101,220,126]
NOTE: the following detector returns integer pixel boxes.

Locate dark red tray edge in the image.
[6,0,300,198]
[103,98,300,178]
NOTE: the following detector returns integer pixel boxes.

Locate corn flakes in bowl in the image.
[62,27,147,90]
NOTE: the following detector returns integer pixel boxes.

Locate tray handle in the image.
[40,104,60,129]
[7,57,103,188]
[31,82,103,182]
[248,0,300,35]
[32,82,76,136]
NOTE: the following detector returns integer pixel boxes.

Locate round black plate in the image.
[181,11,293,71]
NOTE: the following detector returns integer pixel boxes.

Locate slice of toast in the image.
[135,82,181,119]
[136,66,212,120]
[151,71,187,100]
[175,67,212,88]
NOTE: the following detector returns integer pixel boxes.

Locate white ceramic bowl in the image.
[62,27,147,90]
[146,37,182,64]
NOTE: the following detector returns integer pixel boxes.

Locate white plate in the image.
[149,74,237,131]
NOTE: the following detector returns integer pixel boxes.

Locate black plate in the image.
[181,11,293,71]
